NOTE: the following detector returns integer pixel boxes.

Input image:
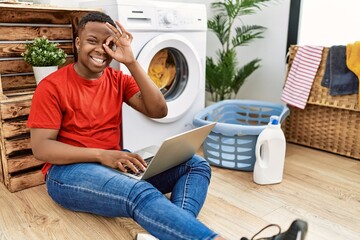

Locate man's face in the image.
[75,21,114,79]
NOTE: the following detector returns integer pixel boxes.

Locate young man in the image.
[27,11,307,240]
[27,11,221,240]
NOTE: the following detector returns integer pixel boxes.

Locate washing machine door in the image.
[136,33,203,123]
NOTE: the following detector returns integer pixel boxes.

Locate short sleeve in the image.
[27,80,62,129]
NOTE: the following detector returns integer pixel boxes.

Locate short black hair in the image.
[77,11,116,36]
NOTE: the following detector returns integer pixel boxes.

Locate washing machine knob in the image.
[162,12,176,25]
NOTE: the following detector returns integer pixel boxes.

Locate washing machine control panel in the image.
[157,9,206,30]
[81,1,207,31]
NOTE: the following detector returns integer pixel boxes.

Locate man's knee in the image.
[128,180,163,216]
[189,155,212,179]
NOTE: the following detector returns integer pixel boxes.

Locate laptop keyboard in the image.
[125,156,153,177]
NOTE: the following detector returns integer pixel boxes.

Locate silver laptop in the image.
[122,122,216,180]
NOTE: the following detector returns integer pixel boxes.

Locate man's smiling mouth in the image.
[91,56,106,64]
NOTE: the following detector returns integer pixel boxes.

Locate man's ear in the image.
[75,37,80,51]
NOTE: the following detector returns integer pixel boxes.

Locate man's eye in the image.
[88,39,96,44]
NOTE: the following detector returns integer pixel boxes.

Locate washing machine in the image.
[82,0,207,151]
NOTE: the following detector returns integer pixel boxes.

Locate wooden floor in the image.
[0,143,359,240]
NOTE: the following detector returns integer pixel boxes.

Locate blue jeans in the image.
[46,154,218,240]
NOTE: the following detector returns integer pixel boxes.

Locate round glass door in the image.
[136,33,202,123]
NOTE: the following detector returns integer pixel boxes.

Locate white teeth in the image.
[92,57,104,63]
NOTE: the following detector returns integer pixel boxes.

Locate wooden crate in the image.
[0,4,92,99]
[0,94,45,192]
[0,4,92,191]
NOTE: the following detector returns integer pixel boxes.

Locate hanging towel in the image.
[281,45,324,109]
[327,46,358,96]
[346,41,360,107]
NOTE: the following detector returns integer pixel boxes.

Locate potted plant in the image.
[22,36,67,84]
[206,0,272,102]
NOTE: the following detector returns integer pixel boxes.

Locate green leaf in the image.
[22,36,67,66]
[232,58,261,94]
[232,25,266,47]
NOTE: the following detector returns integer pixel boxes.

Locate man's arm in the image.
[126,61,168,118]
[103,21,168,119]
[30,128,147,173]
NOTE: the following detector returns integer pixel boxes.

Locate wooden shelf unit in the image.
[0,4,92,192]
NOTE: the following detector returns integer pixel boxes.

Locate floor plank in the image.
[0,143,359,240]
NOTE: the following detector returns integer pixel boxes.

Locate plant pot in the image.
[32,66,58,85]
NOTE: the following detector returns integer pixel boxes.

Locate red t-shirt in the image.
[27,64,139,175]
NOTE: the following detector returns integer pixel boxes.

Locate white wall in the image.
[298,0,360,46]
[49,0,291,103]
[234,1,290,103]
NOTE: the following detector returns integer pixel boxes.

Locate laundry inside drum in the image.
[147,48,188,101]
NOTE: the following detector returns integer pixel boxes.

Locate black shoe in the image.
[240,219,308,240]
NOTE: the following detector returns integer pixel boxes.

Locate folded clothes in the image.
[347,41,360,77]
[346,41,360,107]
[281,45,324,109]
[321,50,331,88]
[327,45,358,96]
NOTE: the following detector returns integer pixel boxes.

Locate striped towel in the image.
[281,46,324,109]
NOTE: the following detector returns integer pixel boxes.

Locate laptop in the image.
[122,122,216,180]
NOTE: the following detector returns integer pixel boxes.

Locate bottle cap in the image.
[269,116,279,125]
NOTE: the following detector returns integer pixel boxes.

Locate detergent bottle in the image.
[253,116,286,185]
